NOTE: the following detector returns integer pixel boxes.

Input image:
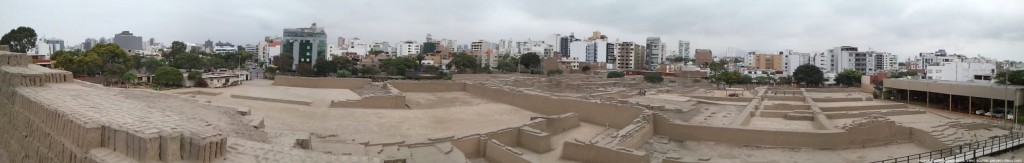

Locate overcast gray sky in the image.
[2,0,1022,61]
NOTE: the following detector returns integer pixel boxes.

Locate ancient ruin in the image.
[1,51,1020,162]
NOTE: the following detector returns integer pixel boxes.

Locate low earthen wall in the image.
[387,81,466,92]
[763,95,807,102]
[825,109,926,119]
[910,128,950,150]
[464,83,643,129]
[812,97,867,102]
[805,88,860,93]
[271,76,371,89]
[653,113,913,148]
[560,140,650,163]
[174,90,223,96]
[759,110,791,118]
[762,104,812,111]
[484,140,532,163]
[328,96,407,109]
[518,127,553,153]
[230,94,312,106]
[818,104,907,112]
[688,96,755,102]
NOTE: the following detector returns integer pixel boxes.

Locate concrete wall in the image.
[484,140,532,163]
[271,76,371,89]
[328,95,407,109]
[653,113,914,148]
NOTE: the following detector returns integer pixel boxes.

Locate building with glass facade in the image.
[282,23,328,70]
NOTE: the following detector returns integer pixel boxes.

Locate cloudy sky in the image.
[2,0,1022,61]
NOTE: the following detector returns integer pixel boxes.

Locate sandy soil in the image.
[746,117,819,130]
[643,138,931,163]
[626,94,697,111]
[182,83,543,142]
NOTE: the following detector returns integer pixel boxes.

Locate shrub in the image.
[336,70,352,77]
[153,66,183,87]
[187,71,202,81]
[644,73,664,84]
[546,69,563,76]
[607,71,626,78]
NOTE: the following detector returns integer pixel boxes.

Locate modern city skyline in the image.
[2,0,1023,61]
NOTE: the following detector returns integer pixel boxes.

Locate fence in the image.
[872,132,1024,163]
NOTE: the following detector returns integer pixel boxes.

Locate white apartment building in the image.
[587,39,608,64]
[782,50,811,76]
[213,45,237,53]
[925,60,997,82]
[678,41,690,58]
[874,52,899,71]
[397,41,420,57]
[567,41,588,62]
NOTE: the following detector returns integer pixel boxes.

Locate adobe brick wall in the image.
[271,76,371,89]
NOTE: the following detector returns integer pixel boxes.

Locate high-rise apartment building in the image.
[282,23,327,70]
[113,31,143,51]
[645,37,665,71]
[678,41,690,59]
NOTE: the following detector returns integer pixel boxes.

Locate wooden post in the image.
[927,92,930,108]
[969,97,973,115]
[907,89,911,103]
[949,94,953,111]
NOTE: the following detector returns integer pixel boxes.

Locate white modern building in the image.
[678,41,690,59]
[782,50,811,76]
[645,37,665,71]
[397,41,420,57]
[925,61,997,82]
[213,45,237,53]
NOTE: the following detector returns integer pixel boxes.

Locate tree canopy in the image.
[89,43,134,69]
[607,71,626,78]
[166,41,187,62]
[153,66,183,87]
[793,64,825,87]
[835,69,862,86]
[0,26,37,53]
[519,52,542,70]
[644,72,665,84]
[712,70,743,87]
[447,52,480,73]
[52,50,102,76]
[172,53,205,71]
[995,70,1024,85]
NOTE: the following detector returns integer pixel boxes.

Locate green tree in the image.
[546,69,563,76]
[187,71,202,81]
[519,52,542,70]
[141,58,166,74]
[835,69,863,86]
[88,43,134,69]
[644,72,665,84]
[496,56,520,72]
[359,66,380,76]
[581,65,591,72]
[272,54,294,71]
[778,76,792,85]
[296,63,314,76]
[122,73,137,85]
[607,71,626,78]
[713,71,743,87]
[167,41,187,62]
[0,26,38,53]
[314,59,339,77]
[995,70,1024,85]
[671,56,684,63]
[379,56,418,76]
[793,64,825,87]
[172,53,205,71]
[447,52,480,73]
[153,66,183,87]
[103,64,128,85]
[754,76,772,84]
[336,70,352,77]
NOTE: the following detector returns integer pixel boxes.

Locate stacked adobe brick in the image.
[0,51,227,163]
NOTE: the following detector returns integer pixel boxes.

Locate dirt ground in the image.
[642,136,932,163]
[177,80,543,143]
[745,117,820,130]
[657,104,744,125]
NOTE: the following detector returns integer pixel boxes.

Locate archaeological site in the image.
[2,50,1024,163]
